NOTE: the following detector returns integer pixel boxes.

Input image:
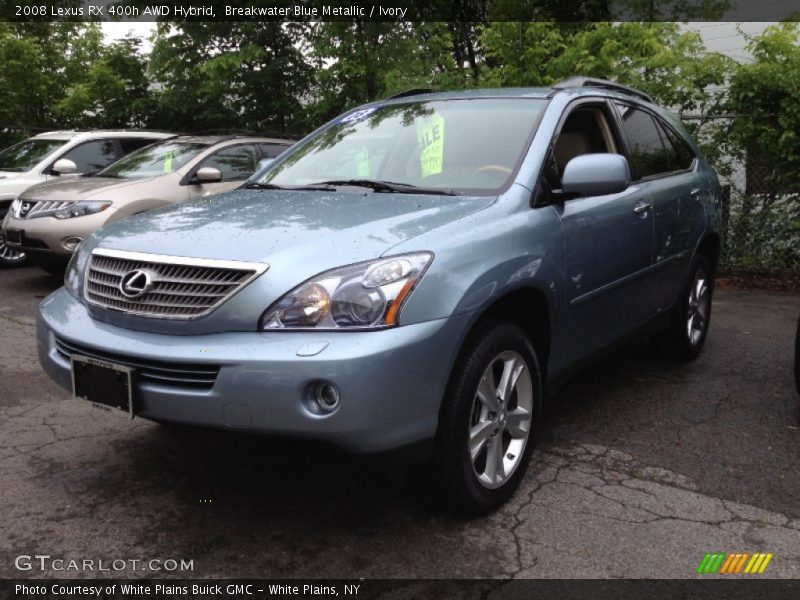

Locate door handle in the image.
[633,201,652,215]
[690,188,702,197]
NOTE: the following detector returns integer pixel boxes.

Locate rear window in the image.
[615,104,673,179]
[659,123,696,171]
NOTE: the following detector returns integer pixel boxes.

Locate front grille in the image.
[55,337,220,390]
[84,248,268,319]
[14,199,75,219]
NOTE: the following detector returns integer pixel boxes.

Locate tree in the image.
[481,22,732,115]
[726,22,800,194]
[307,21,420,122]
[148,22,313,135]
[0,22,95,130]
[57,36,154,128]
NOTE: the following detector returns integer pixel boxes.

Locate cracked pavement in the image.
[1,267,799,579]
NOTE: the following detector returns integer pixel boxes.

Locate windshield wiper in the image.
[315,179,458,196]
[243,182,285,190]
[242,182,337,192]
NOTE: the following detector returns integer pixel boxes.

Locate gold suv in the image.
[2,135,293,272]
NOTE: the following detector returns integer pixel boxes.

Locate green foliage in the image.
[148,22,313,135]
[480,22,733,115]
[726,23,800,195]
[57,36,154,128]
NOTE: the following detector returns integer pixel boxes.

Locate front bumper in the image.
[4,209,119,257]
[38,288,470,455]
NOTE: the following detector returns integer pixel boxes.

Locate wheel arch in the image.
[695,232,721,276]
[457,285,553,382]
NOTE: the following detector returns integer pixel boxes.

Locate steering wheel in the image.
[472,164,512,176]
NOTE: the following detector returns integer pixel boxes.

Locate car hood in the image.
[91,189,495,266]
[20,176,155,199]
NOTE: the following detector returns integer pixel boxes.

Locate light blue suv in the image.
[37,78,721,513]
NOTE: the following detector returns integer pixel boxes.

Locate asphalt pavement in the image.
[1,266,798,578]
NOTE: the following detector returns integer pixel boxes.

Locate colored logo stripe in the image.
[697,553,773,574]
[745,553,773,574]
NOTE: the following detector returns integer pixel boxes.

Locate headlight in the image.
[53,201,111,220]
[260,253,433,330]
[64,251,81,298]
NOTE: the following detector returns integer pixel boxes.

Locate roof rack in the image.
[552,77,654,103]
[385,88,436,100]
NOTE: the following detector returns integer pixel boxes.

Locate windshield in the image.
[0,138,66,173]
[97,141,207,179]
[257,98,547,195]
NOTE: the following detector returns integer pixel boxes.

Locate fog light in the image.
[314,382,340,412]
[62,237,83,252]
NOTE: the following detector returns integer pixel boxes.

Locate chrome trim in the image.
[14,199,78,219]
[92,247,270,272]
[83,248,269,320]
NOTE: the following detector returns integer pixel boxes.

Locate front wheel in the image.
[432,320,541,514]
[655,254,714,362]
[0,208,28,268]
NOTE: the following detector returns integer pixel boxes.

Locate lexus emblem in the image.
[119,269,153,299]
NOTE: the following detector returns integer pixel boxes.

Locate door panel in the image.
[554,183,654,363]
[648,171,701,310]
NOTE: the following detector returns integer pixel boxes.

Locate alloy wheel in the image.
[0,229,26,265]
[468,350,534,489]
[687,267,710,346]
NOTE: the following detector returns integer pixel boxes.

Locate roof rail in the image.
[193,128,258,136]
[552,77,654,103]
[385,88,436,100]
[191,128,297,140]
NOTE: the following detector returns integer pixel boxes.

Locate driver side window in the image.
[545,106,620,191]
[59,140,119,174]
[198,145,258,182]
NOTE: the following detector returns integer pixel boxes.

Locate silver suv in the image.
[0,130,174,267]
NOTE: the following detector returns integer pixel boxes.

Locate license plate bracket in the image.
[71,355,135,418]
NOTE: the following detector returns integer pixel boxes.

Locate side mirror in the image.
[195,167,222,184]
[257,158,274,171]
[51,158,78,175]
[561,154,631,197]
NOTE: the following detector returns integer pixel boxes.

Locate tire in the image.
[654,254,714,362]
[432,319,542,515]
[0,207,28,268]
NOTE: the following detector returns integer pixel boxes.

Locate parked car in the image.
[2,135,293,274]
[37,78,721,513]
[0,130,174,267]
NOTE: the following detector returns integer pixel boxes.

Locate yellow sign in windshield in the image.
[356,148,370,177]
[163,151,174,173]
[416,114,445,178]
